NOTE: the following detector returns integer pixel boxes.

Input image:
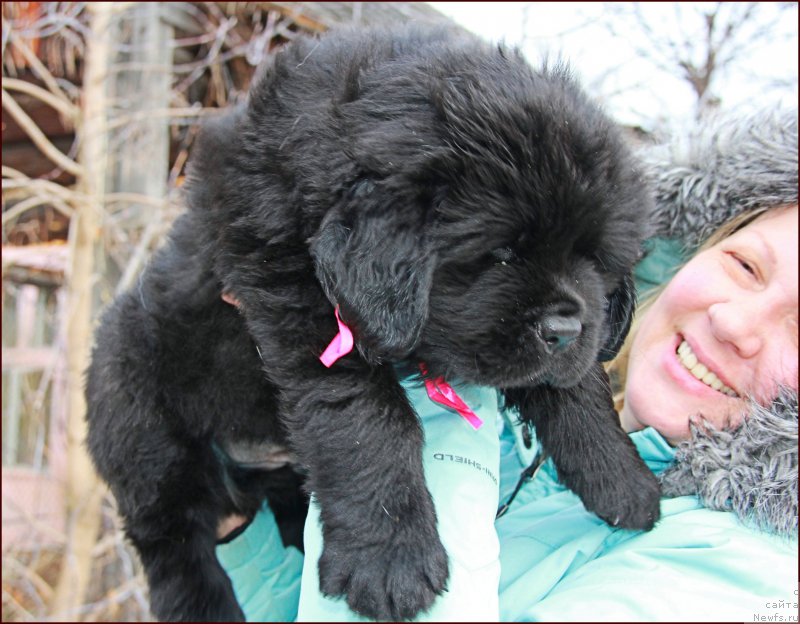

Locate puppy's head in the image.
[309,29,651,388]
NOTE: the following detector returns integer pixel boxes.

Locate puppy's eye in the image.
[491,247,517,265]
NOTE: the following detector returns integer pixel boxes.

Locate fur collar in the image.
[660,389,798,538]
[639,108,798,538]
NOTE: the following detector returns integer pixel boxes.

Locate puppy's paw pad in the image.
[319,535,449,621]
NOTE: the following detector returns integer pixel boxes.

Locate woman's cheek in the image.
[661,262,717,312]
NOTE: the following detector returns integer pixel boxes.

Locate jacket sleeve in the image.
[297,380,502,621]
[216,503,304,622]
[503,503,799,622]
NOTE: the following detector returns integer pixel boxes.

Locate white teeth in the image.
[676,340,739,397]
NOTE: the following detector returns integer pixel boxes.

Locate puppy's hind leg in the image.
[133,521,244,622]
[94,427,245,622]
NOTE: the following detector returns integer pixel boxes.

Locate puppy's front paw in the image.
[319,526,449,621]
[582,462,661,531]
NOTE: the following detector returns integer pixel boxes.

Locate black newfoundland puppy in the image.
[86,25,660,622]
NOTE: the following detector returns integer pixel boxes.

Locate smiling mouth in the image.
[676,339,739,398]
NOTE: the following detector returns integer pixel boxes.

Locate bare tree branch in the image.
[7,30,74,103]
[2,195,75,225]
[2,557,55,604]
[1,90,83,176]
[597,1,797,118]
[2,77,79,123]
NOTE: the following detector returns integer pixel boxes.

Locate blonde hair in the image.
[606,206,773,413]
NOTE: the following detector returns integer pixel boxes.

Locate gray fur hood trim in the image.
[640,107,798,250]
[660,389,798,538]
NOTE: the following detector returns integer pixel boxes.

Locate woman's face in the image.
[620,205,798,445]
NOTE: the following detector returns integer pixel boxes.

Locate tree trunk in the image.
[48,2,112,618]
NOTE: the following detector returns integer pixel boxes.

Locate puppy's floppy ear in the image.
[310,181,436,362]
[597,272,636,362]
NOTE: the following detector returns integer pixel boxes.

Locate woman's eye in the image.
[735,255,756,276]
[729,253,759,280]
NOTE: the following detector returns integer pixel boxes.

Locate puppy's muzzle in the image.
[536,313,582,354]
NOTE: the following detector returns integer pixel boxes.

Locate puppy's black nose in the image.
[539,314,581,353]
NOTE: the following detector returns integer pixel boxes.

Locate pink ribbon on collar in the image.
[319,319,482,430]
[319,307,354,368]
[420,364,483,430]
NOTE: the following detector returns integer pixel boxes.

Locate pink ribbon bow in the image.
[319,307,354,368]
[319,315,482,430]
[420,364,483,430]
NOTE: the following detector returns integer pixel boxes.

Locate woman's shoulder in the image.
[602,502,797,618]
[629,494,798,552]
[501,498,797,622]
[498,423,797,621]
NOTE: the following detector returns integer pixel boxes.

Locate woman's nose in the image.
[707,300,763,359]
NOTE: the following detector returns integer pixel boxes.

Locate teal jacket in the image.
[496,422,798,622]
[217,378,798,622]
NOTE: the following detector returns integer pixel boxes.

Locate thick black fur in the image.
[86,25,660,622]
